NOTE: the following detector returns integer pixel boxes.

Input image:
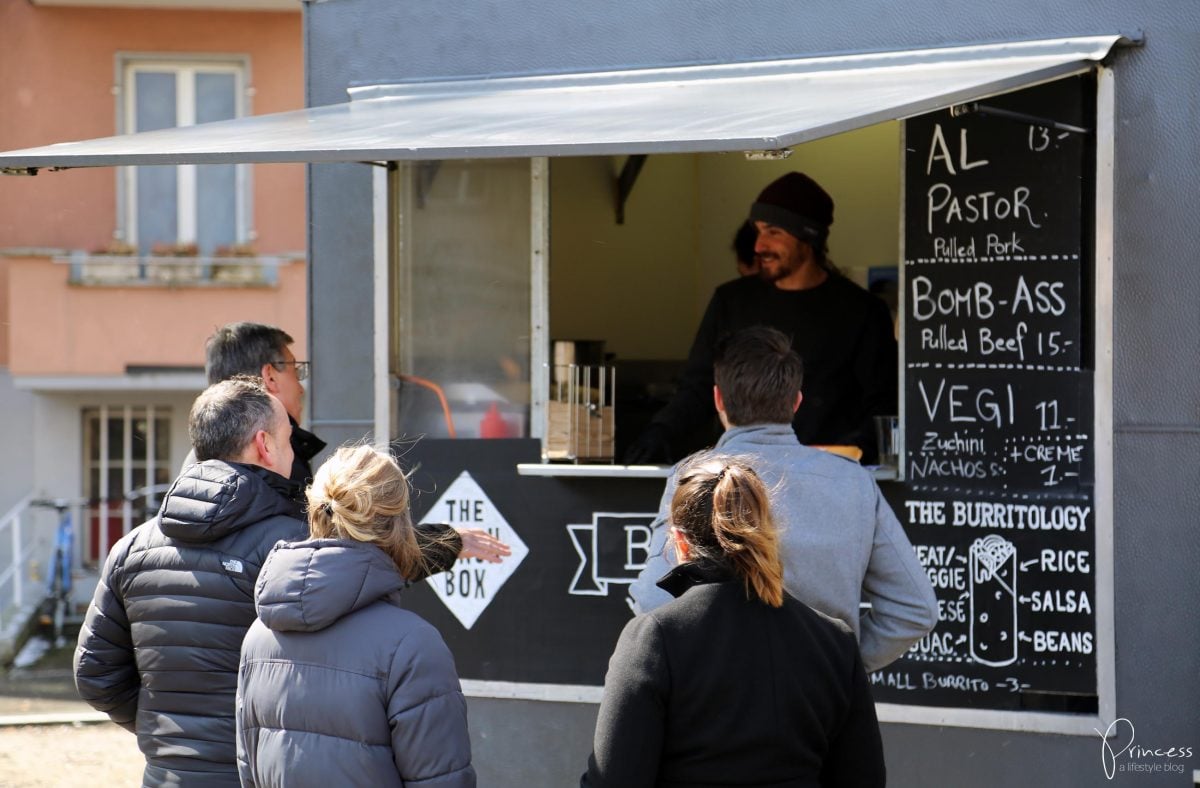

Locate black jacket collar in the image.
[244,463,307,518]
[656,557,737,598]
[290,418,326,463]
[288,417,327,488]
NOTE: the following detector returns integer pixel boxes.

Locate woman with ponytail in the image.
[237,445,475,787]
[583,453,885,788]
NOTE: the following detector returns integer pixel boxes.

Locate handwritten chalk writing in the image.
[1040,549,1091,573]
[1028,589,1092,614]
[999,677,1029,693]
[985,232,1024,255]
[1017,443,1084,463]
[917,378,1015,427]
[920,326,969,352]
[912,631,958,655]
[1033,630,1094,653]
[1028,125,1051,152]
[895,81,1096,705]
[923,672,990,692]
[927,184,1041,234]
[870,671,918,690]
[912,276,1068,323]
[1035,400,1062,431]
[926,123,989,176]
[920,431,987,455]
[926,565,967,591]
[1012,276,1067,315]
[911,276,995,321]
[938,597,968,623]
[949,502,1091,530]
[933,236,976,258]
[979,323,1028,360]
[909,456,1001,480]
[1038,331,1065,356]
[905,500,947,525]
[915,544,957,565]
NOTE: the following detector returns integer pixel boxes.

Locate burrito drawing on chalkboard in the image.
[969,535,1018,667]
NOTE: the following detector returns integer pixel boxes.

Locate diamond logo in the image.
[420,471,528,629]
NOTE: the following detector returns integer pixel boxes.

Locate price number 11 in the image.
[1035,400,1062,431]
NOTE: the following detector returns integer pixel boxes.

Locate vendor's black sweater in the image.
[653,274,897,459]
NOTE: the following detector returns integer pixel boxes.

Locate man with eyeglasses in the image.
[202,322,323,485]
[192,322,510,565]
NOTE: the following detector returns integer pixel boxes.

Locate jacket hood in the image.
[158,460,303,543]
[254,538,406,633]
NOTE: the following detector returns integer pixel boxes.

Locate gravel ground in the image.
[0,635,146,786]
[0,722,145,787]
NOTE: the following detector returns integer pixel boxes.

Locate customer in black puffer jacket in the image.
[74,377,309,787]
[237,444,475,787]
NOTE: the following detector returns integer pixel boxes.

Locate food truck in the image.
[2,2,1197,784]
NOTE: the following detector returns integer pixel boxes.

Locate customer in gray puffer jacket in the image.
[237,444,475,788]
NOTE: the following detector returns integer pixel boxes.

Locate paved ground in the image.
[0,723,145,787]
[0,637,146,786]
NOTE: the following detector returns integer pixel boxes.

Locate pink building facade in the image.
[0,0,306,607]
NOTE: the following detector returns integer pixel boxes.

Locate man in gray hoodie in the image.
[629,327,937,672]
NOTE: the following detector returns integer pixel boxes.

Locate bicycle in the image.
[29,498,78,647]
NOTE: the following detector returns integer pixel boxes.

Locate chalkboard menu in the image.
[873,75,1098,712]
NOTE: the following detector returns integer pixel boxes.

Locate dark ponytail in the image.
[670,455,784,607]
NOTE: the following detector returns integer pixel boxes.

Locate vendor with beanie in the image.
[626,171,898,464]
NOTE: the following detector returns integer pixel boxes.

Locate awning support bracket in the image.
[615,154,647,225]
[951,103,1091,135]
[416,160,441,209]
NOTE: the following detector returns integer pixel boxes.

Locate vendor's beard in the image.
[756,253,797,283]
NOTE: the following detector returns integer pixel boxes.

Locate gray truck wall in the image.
[303,2,1200,785]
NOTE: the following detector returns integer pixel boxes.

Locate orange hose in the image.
[398,374,457,438]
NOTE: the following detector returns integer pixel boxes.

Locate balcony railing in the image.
[0,494,40,642]
[55,252,303,287]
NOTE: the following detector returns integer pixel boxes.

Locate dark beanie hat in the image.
[748,172,834,244]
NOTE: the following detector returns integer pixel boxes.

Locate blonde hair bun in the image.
[306,445,422,579]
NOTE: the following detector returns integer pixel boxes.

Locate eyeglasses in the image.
[272,359,310,381]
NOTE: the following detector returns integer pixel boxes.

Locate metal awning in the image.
[0,36,1124,173]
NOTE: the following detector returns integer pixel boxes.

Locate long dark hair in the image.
[670,454,784,607]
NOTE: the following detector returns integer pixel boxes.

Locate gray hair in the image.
[205,322,294,385]
[189,376,276,461]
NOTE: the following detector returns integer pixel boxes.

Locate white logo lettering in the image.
[420,471,528,629]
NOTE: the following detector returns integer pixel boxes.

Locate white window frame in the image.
[115,54,253,250]
[81,404,173,563]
